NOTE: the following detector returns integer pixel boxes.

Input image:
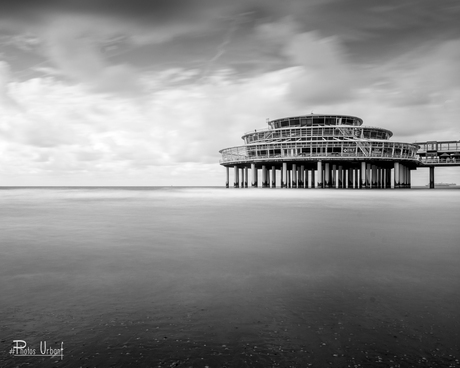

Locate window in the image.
[313,117,324,125]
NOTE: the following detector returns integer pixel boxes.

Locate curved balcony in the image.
[269,114,364,129]
[220,140,419,165]
[242,126,393,144]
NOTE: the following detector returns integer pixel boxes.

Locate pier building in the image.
[219,114,459,188]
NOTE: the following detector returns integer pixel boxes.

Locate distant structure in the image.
[219,114,460,188]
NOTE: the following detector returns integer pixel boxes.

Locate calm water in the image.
[0,187,459,367]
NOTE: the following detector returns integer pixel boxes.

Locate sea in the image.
[0,187,459,368]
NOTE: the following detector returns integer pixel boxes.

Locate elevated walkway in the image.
[414,140,460,188]
[416,140,460,166]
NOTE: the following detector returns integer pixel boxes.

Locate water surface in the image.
[1,187,459,367]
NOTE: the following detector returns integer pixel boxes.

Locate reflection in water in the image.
[0,187,459,367]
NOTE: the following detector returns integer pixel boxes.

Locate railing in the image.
[243,127,271,135]
[419,157,459,164]
[243,126,391,140]
[219,151,417,164]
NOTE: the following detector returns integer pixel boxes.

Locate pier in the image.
[219,115,459,189]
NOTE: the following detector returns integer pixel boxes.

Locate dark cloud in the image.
[294,0,460,63]
[0,0,248,25]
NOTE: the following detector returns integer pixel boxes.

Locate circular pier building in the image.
[219,114,419,189]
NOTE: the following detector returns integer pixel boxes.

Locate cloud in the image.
[39,16,144,95]
[0,61,21,108]
[256,20,363,105]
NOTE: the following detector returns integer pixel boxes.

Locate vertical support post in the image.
[394,162,400,188]
[251,163,256,187]
[234,166,239,188]
[338,166,343,188]
[332,164,337,188]
[371,165,377,188]
[272,166,276,188]
[300,165,305,188]
[405,166,409,188]
[429,166,435,189]
[225,167,229,188]
[408,167,411,189]
[400,164,405,188]
[348,168,353,189]
[287,169,291,188]
[325,163,330,188]
[311,169,315,188]
[360,162,366,189]
[240,168,244,188]
[262,165,266,188]
[366,163,371,188]
[292,164,297,188]
[245,167,248,188]
[317,161,323,188]
[282,162,287,188]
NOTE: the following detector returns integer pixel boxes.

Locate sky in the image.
[1,0,459,186]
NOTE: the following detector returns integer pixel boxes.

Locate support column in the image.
[311,169,316,188]
[225,167,229,188]
[400,164,405,188]
[287,169,291,188]
[366,163,371,188]
[399,164,403,188]
[405,166,409,188]
[348,168,353,189]
[394,162,400,188]
[272,166,276,188]
[300,165,305,188]
[360,162,366,189]
[234,166,239,188]
[251,163,256,187]
[429,166,435,189]
[332,164,337,188]
[262,165,266,188]
[240,168,244,188]
[338,166,343,188]
[317,161,323,188]
[408,167,412,189]
[245,167,248,188]
[282,162,287,188]
[292,164,297,188]
[371,165,377,188]
[325,163,330,188]
[261,166,265,187]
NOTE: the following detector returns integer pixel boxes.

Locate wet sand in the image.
[0,187,459,367]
